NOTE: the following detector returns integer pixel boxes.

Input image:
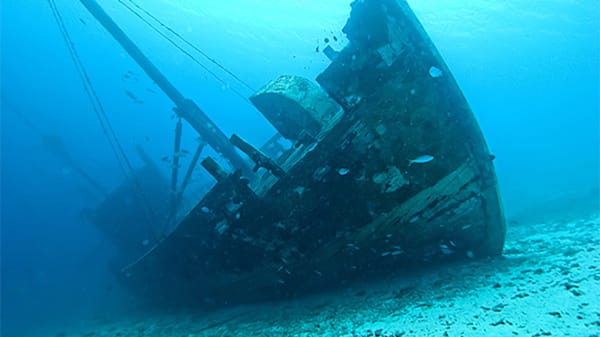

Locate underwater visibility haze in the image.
[1,0,599,336]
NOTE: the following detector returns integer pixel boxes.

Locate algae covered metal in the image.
[94,0,505,306]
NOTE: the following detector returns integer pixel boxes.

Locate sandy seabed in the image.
[46,212,599,337]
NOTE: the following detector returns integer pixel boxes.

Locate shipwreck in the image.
[78,0,506,306]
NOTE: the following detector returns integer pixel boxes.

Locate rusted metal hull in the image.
[117,0,505,306]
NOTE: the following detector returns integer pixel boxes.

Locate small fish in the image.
[408,155,434,166]
[346,243,360,251]
[126,70,138,80]
[124,89,138,101]
[440,244,454,255]
[160,156,170,162]
[337,168,350,176]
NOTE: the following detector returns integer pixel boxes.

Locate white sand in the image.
[46,212,600,337]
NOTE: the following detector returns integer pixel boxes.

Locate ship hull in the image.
[117,0,505,307]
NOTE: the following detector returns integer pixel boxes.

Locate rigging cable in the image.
[47,0,155,229]
[47,0,129,179]
[117,0,257,103]
[125,0,256,92]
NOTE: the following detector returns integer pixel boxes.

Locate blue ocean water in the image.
[1,1,598,336]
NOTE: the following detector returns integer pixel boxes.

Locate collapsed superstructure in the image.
[86,0,505,306]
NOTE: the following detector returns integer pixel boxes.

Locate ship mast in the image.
[79,0,253,177]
